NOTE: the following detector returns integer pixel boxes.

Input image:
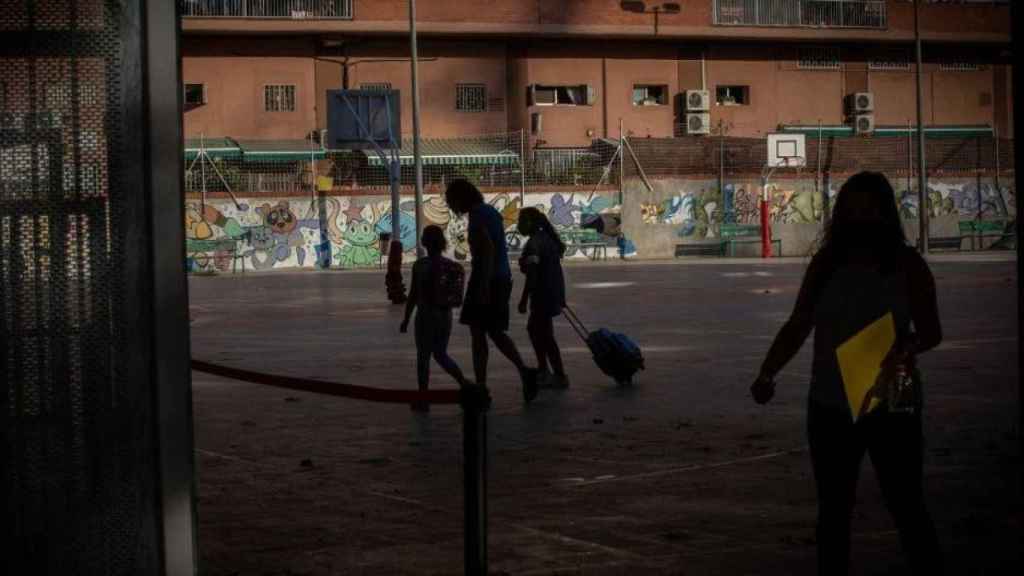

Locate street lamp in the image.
[620,1,682,35]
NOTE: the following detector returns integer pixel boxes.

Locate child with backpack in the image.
[517,207,570,389]
[401,225,470,412]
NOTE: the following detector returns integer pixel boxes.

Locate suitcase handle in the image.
[562,305,590,343]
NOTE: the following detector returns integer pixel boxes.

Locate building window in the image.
[184,83,206,106]
[798,47,841,70]
[530,84,592,107]
[360,82,392,92]
[939,60,980,72]
[716,85,750,106]
[456,84,487,112]
[264,85,296,112]
[46,84,71,110]
[868,52,911,71]
[632,84,668,106]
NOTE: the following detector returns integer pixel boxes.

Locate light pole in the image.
[409,0,424,256]
[914,0,929,254]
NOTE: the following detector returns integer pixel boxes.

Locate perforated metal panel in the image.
[2,1,161,573]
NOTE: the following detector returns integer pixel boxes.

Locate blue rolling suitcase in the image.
[564,306,645,386]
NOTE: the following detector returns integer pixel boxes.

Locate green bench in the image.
[186,236,248,273]
[931,220,1015,251]
[675,224,781,258]
[720,224,782,257]
[564,229,609,260]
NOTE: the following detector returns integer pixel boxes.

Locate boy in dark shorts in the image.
[445,179,540,403]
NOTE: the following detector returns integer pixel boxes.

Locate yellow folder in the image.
[836,312,895,421]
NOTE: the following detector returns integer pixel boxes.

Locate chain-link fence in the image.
[183,128,1015,269]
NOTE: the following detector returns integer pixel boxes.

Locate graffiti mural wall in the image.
[185,190,625,272]
[631,176,1015,240]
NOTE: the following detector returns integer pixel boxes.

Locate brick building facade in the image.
[181,0,1013,148]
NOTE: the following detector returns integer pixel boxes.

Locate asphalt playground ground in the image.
[188,255,1019,575]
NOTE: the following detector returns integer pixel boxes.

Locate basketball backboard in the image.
[767,133,806,168]
[326,89,401,150]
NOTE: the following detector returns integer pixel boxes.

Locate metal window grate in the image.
[2,0,161,572]
[456,84,487,112]
[868,53,912,71]
[264,84,296,112]
[360,82,392,92]
[181,0,354,19]
[939,60,981,72]
[798,46,841,70]
[714,0,887,29]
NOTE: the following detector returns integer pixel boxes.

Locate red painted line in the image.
[190,360,462,405]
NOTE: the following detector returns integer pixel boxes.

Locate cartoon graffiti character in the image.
[548,193,581,227]
[185,204,213,240]
[336,220,381,268]
[641,203,662,224]
[260,201,298,235]
[376,210,417,252]
[447,216,469,261]
[422,196,452,228]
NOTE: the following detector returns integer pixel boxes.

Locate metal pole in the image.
[908,119,913,201]
[618,118,625,206]
[994,124,1002,213]
[718,119,725,212]
[409,0,425,256]
[914,0,929,254]
[461,385,491,576]
[520,128,527,205]
[761,171,773,258]
[816,119,822,222]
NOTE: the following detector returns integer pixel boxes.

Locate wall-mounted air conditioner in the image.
[686,113,711,135]
[855,114,875,135]
[685,89,710,112]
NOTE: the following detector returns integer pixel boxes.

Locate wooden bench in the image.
[564,229,609,261]
[720,223,782,257]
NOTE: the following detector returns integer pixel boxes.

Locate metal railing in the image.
[714,0,887,29]
[181,0,353,19]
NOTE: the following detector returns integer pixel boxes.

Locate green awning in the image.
[363,137,521,167]
[184,137,241,161]
[237,139,326,162]
[779,125,994,138]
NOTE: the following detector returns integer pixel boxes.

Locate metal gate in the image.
[2,1,194,574]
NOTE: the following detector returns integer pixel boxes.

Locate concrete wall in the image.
[185,189,621,273]
[622,174,1017,259]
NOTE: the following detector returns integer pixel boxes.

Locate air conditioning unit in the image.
[686,113,711,135]
[847,92,874,114]
[855,114,875,135]
[685,89,710,112]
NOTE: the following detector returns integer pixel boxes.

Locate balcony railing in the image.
[181,0,353,19]
[714,0,887,29]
